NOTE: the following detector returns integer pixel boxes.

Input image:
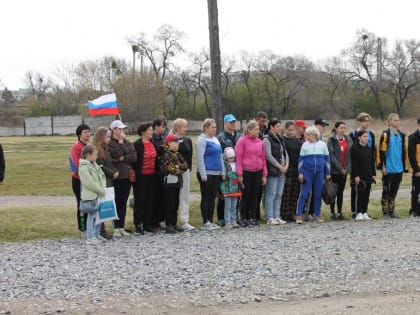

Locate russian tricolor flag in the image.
[88,93,120,116]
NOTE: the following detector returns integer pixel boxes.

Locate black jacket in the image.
[351,142,376,183]
[0,144,4,182]
[133,138,158,177]
[408,129,420,173]
[178,136,193,170]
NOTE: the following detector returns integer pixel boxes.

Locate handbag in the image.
[95,187,119,224]
[164,174,182,188]
[322,179,338,205]
[79,199,98,214]
[128,168,136,183]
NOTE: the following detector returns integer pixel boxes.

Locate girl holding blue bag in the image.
[79,144,106,244]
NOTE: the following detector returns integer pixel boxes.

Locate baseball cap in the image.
[165,134,180,145]
[224,114,236,122]
[314,118,329,126]
[294,120,308,128]
[110,120,127,129]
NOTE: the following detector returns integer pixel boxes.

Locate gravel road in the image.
[1,218,420,314]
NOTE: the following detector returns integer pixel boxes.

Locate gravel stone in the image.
[0,219,420,311]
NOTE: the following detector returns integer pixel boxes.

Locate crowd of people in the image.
[69,111,420,244]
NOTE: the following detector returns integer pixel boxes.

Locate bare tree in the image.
[190,50,212,117]
[382,39,420,114]
[24,71,52,99]
[342,29,386,120]
[128,24,185,82]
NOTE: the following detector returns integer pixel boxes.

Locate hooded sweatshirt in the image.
[196,133,224,179]
[78,159,106,201]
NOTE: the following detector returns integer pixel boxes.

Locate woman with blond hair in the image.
[92,127,119,238]
[171,118,195,231]
[295,126,331,224]
[196,118,225,230]
[235,120,268,227]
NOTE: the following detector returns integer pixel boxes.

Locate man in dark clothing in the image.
[408,118,420,217]
[151,116,167,228]
[0,144,5,183]
[255,111,268,220]
[216,114,242,225]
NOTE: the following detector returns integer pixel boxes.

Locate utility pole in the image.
[207,0,224,133]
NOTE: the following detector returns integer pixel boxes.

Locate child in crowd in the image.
[161,134,189,234]
[78,144,106,244]
[220,147,242,228]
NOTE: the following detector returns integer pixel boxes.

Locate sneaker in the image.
[134,227,144,235]
[314,216,324,223]
[336,213,345,221]
[275,217,287,225]
[201,221,212,230]
[240,219,249,228]
[330,213,337,220]
[209,222,221,230]
[113,229,122,237]
[224,223,233,229]
[182,223,196,231]
[159,221,167,229]
[249,219,259,227]
[96,235,107,242]
[355,213,364,221]
[165,227,177,234]
[383,213,391,219]
[362,213,372,220]
[305,214,314,222]
[232,221,239,228]
[296,216,303,224]
[80,231,86,240]
[218,219,226,227]
[86,238,102,245]
[119,228,131,236]
[174,226,185,233]
[267,218,278,225]
[389,213,400,219]
[410,210,418,218]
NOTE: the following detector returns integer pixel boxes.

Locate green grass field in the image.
[0,135,413,242]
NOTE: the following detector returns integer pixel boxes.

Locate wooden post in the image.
[207,0,224,133]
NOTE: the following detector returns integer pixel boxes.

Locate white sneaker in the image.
[80,231,86,240]
[96,235,107,242]
[182,222,195,231]
[362,213,372,220]
[355,213,364,221]
[224,223,233,229]
[86,238,102,245]
[275,217,287,225]
[209,222,221,230]
[159,221,167,229]
[201,221,212,230]
[267,218,278,225]
[119,228,130,236]
[113,229,122,237]
[232,221,239,228]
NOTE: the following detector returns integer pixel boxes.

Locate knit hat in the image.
[223,147,235,160]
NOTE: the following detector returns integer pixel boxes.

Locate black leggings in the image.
[72,177,87,231]
[198,173,220,223]
[113,179,131,229]
[330,174,347,213]
[240,170,263,221]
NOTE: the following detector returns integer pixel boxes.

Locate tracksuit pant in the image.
[411,175,420,215]
[72,177,87,231]
[296,169,324,217]
[381,173,402,215]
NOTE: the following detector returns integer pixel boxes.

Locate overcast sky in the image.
[1,0,419,90]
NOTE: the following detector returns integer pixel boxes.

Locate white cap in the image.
[110,120,127,129]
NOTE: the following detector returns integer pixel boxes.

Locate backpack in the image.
[322,179,338,205]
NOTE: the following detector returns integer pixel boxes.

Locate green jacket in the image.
[79,159,106,201]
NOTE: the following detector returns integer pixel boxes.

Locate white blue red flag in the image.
[88,93,119,116]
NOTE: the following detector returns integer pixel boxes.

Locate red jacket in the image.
[69,141,86,179]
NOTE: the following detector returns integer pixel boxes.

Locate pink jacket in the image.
[235,135,268,177]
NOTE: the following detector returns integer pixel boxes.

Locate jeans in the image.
[264,174,286,220]
[86,212,100,240]
[224,196,238,224]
